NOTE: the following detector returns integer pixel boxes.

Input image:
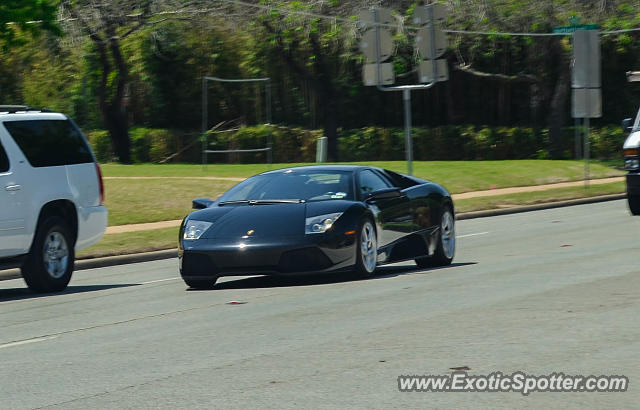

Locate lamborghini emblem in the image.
[247,229,255,236]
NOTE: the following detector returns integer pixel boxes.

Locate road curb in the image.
[75,249,178,270]
[456,193,627,220]
[0,249,178,282]
[0,193,628,282]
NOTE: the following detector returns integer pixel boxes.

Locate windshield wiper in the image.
[218,199,304,206]
[218,200,251,206]
[250,199,305,204]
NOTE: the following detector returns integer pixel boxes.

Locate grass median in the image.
[102,160,623,193]
[80,181,626,259]
[104,179,235,226]
[454,181,625,213]
[102,160,624,226]
[77,227,179,259]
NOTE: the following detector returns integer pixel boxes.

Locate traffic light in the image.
[358,8,395,86]
[413,4,449,83]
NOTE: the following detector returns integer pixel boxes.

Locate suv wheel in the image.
[22,216,75,293]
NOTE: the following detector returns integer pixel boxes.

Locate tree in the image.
[252,1,359,161]
[0,0,60,49]
[58,0,199,163]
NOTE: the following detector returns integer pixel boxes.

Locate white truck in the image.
[0,106,107,292]
[622,113,640,214]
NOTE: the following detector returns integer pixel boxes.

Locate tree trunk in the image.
[93,31,131,164]
[108,34,131,163]
[309,33,340,162]
[547,57,570,159]
[105,104,131,163]
[324,96,339,161]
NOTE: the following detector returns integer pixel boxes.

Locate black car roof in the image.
[259,164,376,175]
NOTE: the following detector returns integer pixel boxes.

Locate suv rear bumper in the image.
[76,205,108,251]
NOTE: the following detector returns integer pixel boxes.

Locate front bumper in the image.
[179,233,356,278]
[626,172,640,196]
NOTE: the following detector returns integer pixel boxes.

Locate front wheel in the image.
[183,277,218,289]
[21,216,75,293]
[628,194,640,215]
[416,206,455,268]
[354,219,378,277]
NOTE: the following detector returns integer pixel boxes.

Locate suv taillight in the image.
[95,163,105,205]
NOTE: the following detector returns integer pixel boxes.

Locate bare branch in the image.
[455,64,539,84]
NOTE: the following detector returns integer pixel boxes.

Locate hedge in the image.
[85,124,628,163]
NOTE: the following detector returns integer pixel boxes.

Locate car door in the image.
[358,169,412,247]
[381,169,434,232]
[0,135,27,257]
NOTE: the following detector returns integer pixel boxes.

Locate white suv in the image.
[0,106,107,292]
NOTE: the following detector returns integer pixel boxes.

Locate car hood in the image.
[188,200,356,239]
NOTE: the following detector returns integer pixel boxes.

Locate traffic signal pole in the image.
[361,6,448,176]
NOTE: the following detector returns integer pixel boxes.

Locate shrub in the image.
[86,130,113,163]
[88,124,627,163]
[129,127,177,163]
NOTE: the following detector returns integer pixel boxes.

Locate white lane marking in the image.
[141,277,180,285]
[457,232,490,238]
[0,335,58,350]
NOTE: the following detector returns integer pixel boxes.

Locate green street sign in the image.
[552,24,599,34]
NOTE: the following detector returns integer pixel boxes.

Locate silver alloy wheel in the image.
[360,221,377,273]
[441,210,455,259]
[43,232,69,279]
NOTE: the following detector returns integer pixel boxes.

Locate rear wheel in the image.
[21,216,75,293]
[628,194,640,215]
[415,206,455,268]
[354,219,377,277]
[183,277,218,289]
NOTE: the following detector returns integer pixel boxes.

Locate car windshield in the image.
[218,170,354,203]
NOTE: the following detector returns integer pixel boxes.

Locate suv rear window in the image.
[3,119,93,167]
[0,140,9,172]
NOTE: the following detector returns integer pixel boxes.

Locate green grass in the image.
[104,179,237,226]
[77,227,179,259]
[79,182,626,259]
[100,160,623,226]
[454,182,625,213]
[101,160,623,194]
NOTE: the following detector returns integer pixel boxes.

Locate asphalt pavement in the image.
[1,200,639,409]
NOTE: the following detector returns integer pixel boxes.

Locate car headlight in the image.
[183,220,213,240]
[305,212,343,234]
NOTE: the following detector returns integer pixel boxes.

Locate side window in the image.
[359,170,391,196]
[0,139,9,173]
[3,119,93,167]
[384,170,418,189]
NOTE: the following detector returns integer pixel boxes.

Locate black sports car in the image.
[178,165,455,288]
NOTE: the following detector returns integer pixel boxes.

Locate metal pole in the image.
[202,77,208,170]
[403,89,413,176]
[574,118,580,159]
[265,79,273,169]
[584,117,590,189]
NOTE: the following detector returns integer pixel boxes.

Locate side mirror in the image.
[622,118,633,133]
[365,187,402,202]
[192,198,214,209]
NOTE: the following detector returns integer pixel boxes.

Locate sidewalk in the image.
[105,176,625,235]
[452,176,623,200]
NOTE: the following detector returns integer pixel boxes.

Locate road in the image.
[1,200,639,409]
